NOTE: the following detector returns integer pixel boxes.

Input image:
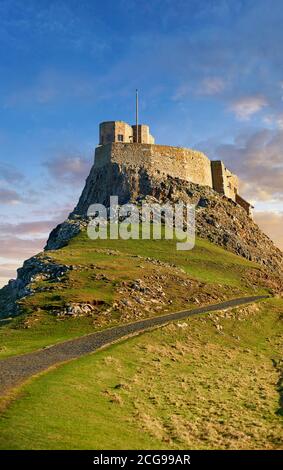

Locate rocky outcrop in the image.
[46,161,282,274]
[0,255,71,317]
[45,218,88,250]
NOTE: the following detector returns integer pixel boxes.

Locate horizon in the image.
[0,0,282,287]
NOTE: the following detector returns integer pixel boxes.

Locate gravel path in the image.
[0,295,268,395]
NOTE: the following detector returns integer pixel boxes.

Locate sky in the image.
[0,0,283,287]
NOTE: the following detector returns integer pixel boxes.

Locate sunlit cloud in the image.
[198,127,283,205]
[229,96,268,120]
[0,237,46,287]
[0,220,57,237]
[263,113,283,129]
[254,211,283,250]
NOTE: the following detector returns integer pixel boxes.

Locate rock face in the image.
[45,218,87,250]
[46,160,283,274]
[0,255,71,316]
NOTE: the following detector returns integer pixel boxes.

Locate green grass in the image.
[57,231,261,286]
[0,231,273,359]
[0,316,96,359]
[0,298,282,450]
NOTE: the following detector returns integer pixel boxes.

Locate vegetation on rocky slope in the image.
[0,231,279,358]
[55,173,283,273]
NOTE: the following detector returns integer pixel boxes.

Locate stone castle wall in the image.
[92,142,252,215]
[236,194,253,217]
[211,161,239,202]
[94,143,213,188]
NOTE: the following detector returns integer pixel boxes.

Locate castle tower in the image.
[99,121,133,145]
[132,124,155,144]
[99,121,155,145]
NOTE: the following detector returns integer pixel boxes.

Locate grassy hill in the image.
[0,296,282,450]
[0,229,282,449]
[0,230,277,359]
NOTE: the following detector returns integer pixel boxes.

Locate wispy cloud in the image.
[172,84,191,102]
[172,77,226,101]
[0,236,45,260]
[43,154,91,185]
[198,77,226,96]
[229,96,268,120]
[0,236,46,287]
[0,220,57,237]
[0,162,24,184]
[263,113,283,130]
[0,188,22,205]
[0,209,72,286]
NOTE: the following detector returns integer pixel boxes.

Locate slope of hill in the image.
[0,148,282,451]
[0,231,281,358]
[48,169,283,273]
[0,297,282,450]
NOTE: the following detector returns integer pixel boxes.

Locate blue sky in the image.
[0,0,283,286]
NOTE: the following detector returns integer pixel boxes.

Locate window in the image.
[117,134,124,142]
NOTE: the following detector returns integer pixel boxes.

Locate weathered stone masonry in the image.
[211,160,239,202]
[82,120,252,216]
[99,120,154,145]
[95,143,213,188]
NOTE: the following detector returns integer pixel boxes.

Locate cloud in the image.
[263,113,283,129]
[0,214,65,284]
[0,188,22,205]
[0,220,57,237]
[198,77,226,96]
[0,162,24,184]
[172,77,226,101]
[0,262,22,280]
[229,96,268,120]
[0,205,74,287]
[253,211,283,250]
[0,186,41,206]
[0,236,46,287]
[172,84,191,102]
[0,236,45,260]
[44,154,91,185]
[198,127,283,204]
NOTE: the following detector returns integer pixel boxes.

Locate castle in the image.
[96,120,253,216]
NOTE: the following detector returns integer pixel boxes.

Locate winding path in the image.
[0,295,268,395]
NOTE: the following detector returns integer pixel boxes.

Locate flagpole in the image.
[135,89,139,143]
